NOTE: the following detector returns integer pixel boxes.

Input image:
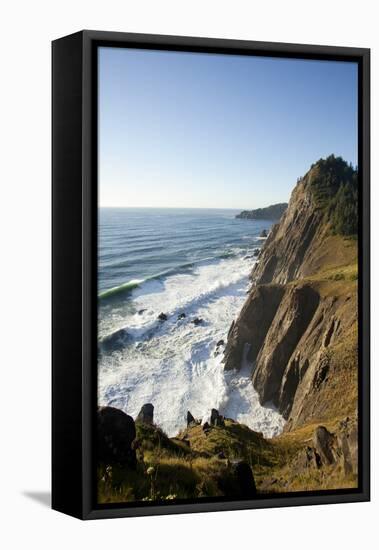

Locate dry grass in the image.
[273,462,358,493]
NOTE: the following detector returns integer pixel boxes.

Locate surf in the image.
[97,208,284,438]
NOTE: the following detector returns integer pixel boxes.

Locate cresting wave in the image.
[99,255,250,349]
[98,250,242,301]
[99,278,145,299]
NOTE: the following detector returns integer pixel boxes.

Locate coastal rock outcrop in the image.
[187,410,198,427]
[99,328,129,352]
[97,406,136,467]
[136,403,154,425]
[210,409,225,427]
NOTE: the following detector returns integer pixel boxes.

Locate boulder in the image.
[338,418,358,475]
[253,248,260,257]
[99,328,128,352]
[210,408,225,427]
[97,406,136,467]
[231,460,257,495]
[260,229,268,238]
[192,317,203,326]
[216,339,225,347]
[178,312,186,320]
[136,403,154,425]
[347,423,358,473]
[313,426,336,465]
[221,460,257,497]
[158,312,168,321]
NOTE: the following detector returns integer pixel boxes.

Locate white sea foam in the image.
[98,254,285,438]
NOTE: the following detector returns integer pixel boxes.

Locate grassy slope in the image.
[262,231,358,491]
[98,420,278,503]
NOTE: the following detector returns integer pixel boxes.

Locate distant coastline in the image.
[236,202,288,221]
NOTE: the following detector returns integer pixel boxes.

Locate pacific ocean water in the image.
[98,207,285,437]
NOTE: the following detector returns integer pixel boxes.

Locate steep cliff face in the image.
[224,156,358,431]
[252,156,357,286]
[252,284,320,407]
[223,285,285,370]
[251,180,323,285]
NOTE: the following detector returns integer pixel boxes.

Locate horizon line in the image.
[98,205,284,210]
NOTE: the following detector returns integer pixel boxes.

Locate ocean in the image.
[98,207,285,437]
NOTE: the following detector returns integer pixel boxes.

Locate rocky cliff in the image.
[224,156,358,432]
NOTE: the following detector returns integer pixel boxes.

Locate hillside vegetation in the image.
[307,155,358,236]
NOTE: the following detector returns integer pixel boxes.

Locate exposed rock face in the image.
[252,180,323,285]
[223,285,285,370]
[251,160,357,287]
[297,419,358,475]
[136,403,154,425]
[313,426,337,464]
[252,284,320,407]
[284,294,357,427]
[97,406,136,467]
[338,417,358,475]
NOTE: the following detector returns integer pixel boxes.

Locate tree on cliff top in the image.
[307,155,358,236]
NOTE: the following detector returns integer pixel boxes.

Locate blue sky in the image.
[99,47,358,209]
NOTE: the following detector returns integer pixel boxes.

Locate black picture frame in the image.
[52,30,370,520]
